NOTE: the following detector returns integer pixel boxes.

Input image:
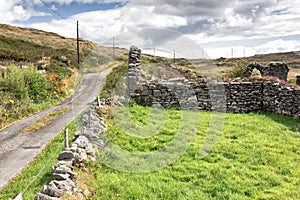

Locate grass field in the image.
[77,104,300,200]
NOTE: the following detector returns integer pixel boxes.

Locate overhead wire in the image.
[39,0,69,21]
[38,0,138,49]
[39,0,101,40]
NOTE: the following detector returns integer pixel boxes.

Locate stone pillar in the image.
[128,46,141,95]
[296,74,300,86]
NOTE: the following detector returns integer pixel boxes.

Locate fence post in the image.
[97,96,101,107]
[64,128,69,149]
[12,193,22,200]
[89,110,92,128]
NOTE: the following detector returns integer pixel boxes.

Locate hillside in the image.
[0,23,124,128]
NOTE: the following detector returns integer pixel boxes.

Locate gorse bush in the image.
[0,66,56,127]
[224,59,249,79]
[0,66,49,103]
[0,65,75,128]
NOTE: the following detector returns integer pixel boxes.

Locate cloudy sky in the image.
[1,0,300,58]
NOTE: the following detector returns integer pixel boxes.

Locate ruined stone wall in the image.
[127,46,299,119]
[128,46,141,95]
[297,74,300,86]
[245,62,290,81]
[131,80,299,118]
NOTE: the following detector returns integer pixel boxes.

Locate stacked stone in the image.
[244,62,263,78]
[296,74,300,86]
[34,105,108,200]
[128,46,141,96]
[245,62,290,81]
[131,80,300,119]
[224,82,263,113]
[34,135,96,200]
[265,62,290,81]
[132,82,179,108]
[207,82,227,112]
[126,47,299,118]
[263,82,300,117]
[192,82,211,110]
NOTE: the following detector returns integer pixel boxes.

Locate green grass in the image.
[100,62,128,98]
[22,106,69,133]
[0,117,81,200]
[79,104,300,200]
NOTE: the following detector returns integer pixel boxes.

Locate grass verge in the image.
[78,104,300,200]
[0,116,81,200]
[22,106,70,133]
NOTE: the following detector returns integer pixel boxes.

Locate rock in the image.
[53,165,77,180]
[75,148,87,162]
[58,151,75,161]
[74,131,83,138]
[86,142,95,156]
[52,178,75,191]
[53,173,70,181]
[42,183,64,198]
[34,193,60,200]
[53,160,73,170]
[73,152,81,164]
[73,136,89,149]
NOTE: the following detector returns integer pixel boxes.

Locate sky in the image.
[1,0,300,58]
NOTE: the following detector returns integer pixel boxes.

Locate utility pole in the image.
[77,21,80,67]
[174,50,176,64]
[113,36,115,59]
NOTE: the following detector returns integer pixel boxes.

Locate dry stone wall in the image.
[297,74,300,86]
[128,46,300,119]
[34,104,107,200]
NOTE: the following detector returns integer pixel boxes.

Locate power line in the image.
[39,0,69,21]
[39,0,100,40]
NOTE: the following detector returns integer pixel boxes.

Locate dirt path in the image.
[0,69,111,189]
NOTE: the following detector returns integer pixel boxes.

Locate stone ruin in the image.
[128,46,141,95]
[297,74,300,86]
[244,62,290,81]
[126,46,299,118]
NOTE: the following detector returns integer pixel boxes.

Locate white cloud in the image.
[0,0,47,23]
[32,0,128,5]
[255,39,300,54]
[2,0,300,59]
[30,4,188,45]
[205,39,300,59]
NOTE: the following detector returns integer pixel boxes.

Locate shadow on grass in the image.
[262,112,300,132]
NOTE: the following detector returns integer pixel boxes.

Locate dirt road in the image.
[0,69,111,189]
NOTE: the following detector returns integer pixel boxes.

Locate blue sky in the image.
[1,0,300,58]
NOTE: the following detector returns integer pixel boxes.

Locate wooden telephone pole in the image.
[113,36,115,59]
[77,21,80,67]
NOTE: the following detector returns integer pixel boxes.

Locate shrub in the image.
[23,68,50,103]
[224,59,249,78]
